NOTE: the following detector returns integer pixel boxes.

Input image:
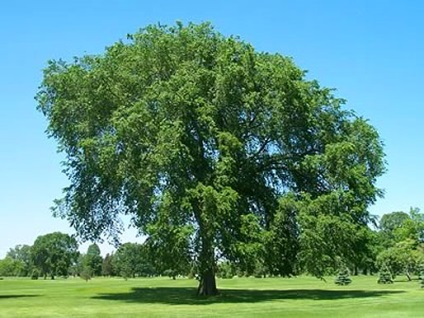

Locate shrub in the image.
[30,270,39,280]
[163,269,177,280]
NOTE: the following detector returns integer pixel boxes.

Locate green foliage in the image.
[348,226,380,275]
[145,222,192,279]
[379,211,410,234]
[6,245,33,276]
[113,243,156,278]
[82,243,103,277]
[163,269,178,279]
[31,232,79,279]
[69,254,84,277]
[36,22,386,294]
[377,238,421,280]
[80,266,92,282]
[298,192,376,278]
[378,208,424,249]
[334,267,352,286]
[217,261,236,279]
[0,257,25,277]
[31,269,40,280]
[102,253,115,276]
[377,264,393,284]
[394,208,424,243]
[375,209,424,281]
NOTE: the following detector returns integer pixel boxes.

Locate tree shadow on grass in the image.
[92,287,404,305]
[0,295,40,299]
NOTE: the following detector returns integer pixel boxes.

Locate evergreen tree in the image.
[334,267,352,285]
[102,253,115,276]
[83,244,103,277]
[377,264,393,284]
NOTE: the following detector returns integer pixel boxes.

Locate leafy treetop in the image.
[36,22,385,295]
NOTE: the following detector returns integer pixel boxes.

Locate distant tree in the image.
[102,253,115,276]
[377,239,421,281]
[217,261,236,279]
[0,257,24,277]
[378,208,424,248]
[82,243,103,277]
[113,243,155,278]
[31,232,79,279]
[69,254,84,277]
[378,211,410,250]
[79,266,92,282]
[394,208,424,244]
[380,211,410,233]
[37,22,386,295]
[6,245,32,276]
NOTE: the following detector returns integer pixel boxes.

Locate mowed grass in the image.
[0,275,423,318]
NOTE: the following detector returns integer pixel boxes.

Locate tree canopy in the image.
[113,242,155,278]
[36,22,385,295]
[376,208,424,280]
[31,232,79,279]
[82,243,103,277]
[6,244,32,276]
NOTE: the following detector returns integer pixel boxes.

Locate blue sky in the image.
[1,0,423,257]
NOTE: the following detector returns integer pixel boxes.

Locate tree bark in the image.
[197,268,218,296]
[196,226,218,296]
[192,189,219,296]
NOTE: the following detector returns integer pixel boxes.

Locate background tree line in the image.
[0,232,187,280]
[1,207,423,282]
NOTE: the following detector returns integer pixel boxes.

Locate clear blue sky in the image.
[1,0,423,257]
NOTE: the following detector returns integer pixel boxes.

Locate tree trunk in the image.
[197,268,218,296]
[196,230,218,296]
[192,193,219,296]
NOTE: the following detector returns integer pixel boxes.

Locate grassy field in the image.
[0,275,423,317]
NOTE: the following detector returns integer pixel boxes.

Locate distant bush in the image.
[163,269,177,280]
[217,261,235,279]
[31,270,39,280]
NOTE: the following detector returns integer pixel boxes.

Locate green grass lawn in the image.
[0,275,422,317]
